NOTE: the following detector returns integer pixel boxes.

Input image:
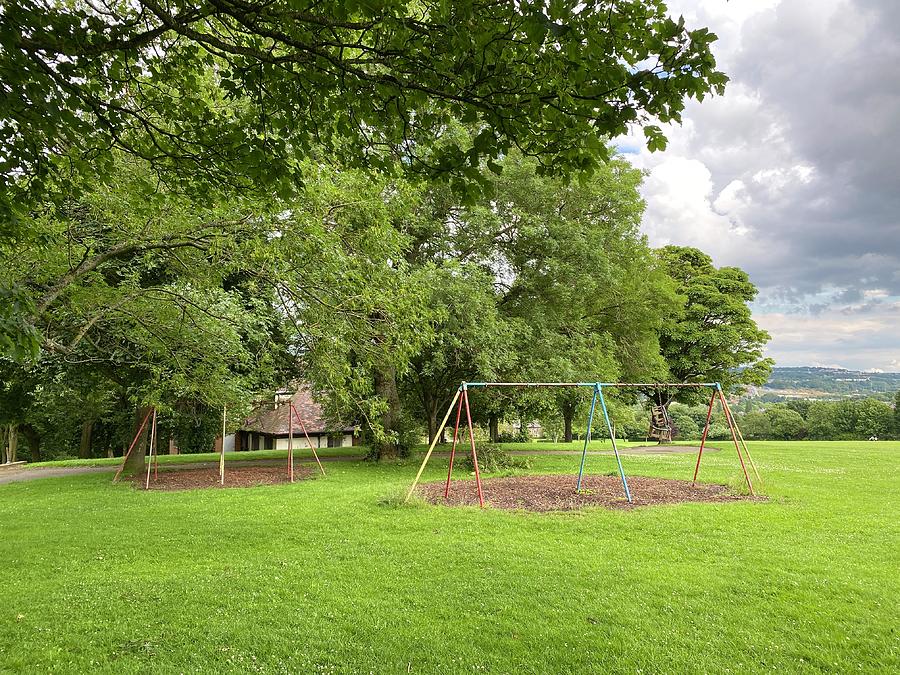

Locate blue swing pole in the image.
[575,385,599,492]
[597,384,632,503]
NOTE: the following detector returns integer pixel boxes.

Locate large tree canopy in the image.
[395,150,672,447]
[1,0,726,212]
[655,245,773,403]
[0,153,432,467]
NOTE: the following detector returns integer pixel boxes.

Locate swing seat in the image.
[647,405,674,442]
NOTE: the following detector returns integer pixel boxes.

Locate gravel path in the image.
[0,465,114,485]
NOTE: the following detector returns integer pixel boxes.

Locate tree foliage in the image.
[655,246,773,402]
[0,154,436,464]
[395,150,672,444]
[1,0,727,215]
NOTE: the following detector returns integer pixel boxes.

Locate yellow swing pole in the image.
[719,395,760,482]
[144,409,157,490]
[404,388,462,504]
[220,404,227,486]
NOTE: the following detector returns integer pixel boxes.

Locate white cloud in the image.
[756,305,900,371]
[619,0,900,371]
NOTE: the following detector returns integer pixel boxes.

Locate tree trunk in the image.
[427,405,438,445]
[121,406,151,476]
[564,413,573,443]
[78,420,94,459]
[489,416,499,443]
[372,366,401,460]
[5,424,17,463]
[169,436,178,454]
[21,425,40,462]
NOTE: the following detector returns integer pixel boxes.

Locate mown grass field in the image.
[0,441,897,673]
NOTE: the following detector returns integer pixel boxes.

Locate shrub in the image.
[496,428,532,444]
[460,442,531,473]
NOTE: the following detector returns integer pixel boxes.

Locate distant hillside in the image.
[760,367,900,401]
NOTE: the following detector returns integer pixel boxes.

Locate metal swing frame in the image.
[404,381,761,507]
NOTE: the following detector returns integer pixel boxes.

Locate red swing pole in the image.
[462,387,485,508]
[288,402,295,483]
[113,408,154,482]
[718,387,754,495]
[152,410,159,480]
[144,408,157,490]
[444,394,465,499]
[692,389,718,484]
[219,405,226,486]
[291,404,326,476]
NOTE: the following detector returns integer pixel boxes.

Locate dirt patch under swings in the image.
[127,465,314,491]
[419,474,760,511]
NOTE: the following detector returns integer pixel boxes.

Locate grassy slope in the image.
[0,441,897,673]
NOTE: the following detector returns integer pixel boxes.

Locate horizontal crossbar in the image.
[463,382,719,389]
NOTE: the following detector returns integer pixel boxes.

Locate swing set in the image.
[113,399,326,488]
[405,381,760,506]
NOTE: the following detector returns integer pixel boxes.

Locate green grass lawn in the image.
[0,441,897,672]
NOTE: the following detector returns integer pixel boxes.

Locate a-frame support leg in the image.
[461,387,485,507]
[718,385,754,495]
[575,386,599,492]
[692,390,717,485]
[444,394,464,499]
[597,385,631,503]
[404,388,462,503]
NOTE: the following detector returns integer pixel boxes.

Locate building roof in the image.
[242,387,353,436]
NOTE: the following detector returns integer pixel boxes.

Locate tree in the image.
[3,142,464,465]
[785,399,813,419]
[806,402,840,441]
[893,390,900,439]
[1,1,727,222]
[670,412,699,440]
[469,152,671,440]
[850,399,893,439]
[738,411,772,441]
[394,150,671,448]
[765,405,807,440]
[401,266,518,444]
[654,246,773,405]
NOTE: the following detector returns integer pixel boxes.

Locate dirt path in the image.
[0,465,114,485]
[0,445,718,486]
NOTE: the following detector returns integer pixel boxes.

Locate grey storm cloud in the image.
[626,0,900,370]
[726,0,900,297]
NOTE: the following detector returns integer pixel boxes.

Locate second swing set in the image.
[113,400,327,487]
[405,381,760,506]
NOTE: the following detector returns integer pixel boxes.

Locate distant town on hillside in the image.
[756,367,900,402]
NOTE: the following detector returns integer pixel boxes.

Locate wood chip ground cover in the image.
[128,466,314,491]
[419,474,761,511]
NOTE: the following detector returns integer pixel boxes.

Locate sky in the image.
[616,0,900,372]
